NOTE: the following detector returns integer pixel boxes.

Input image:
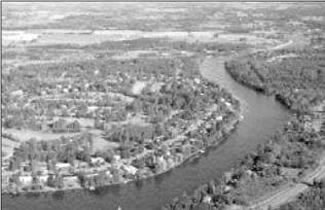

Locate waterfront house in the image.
[39,175,49,184]
[175,153,184,163]
[2,174,10,187]
[77,161,89,169]
[56,163,72,174]
[67,120,81,132]
[121,165,138,175]
[63,176,78,183]
[19,175,33,185]
[105,170,113,177]
[2,159,10,169]
[156,156,167,172]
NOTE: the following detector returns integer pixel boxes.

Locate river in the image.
[2,56,290,210]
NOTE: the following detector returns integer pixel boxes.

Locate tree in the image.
[47,174,56,187]
[55,174,64,189]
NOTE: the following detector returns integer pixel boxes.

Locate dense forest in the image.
[225,47,325,113]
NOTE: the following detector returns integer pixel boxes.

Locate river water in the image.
[2,56,290,210]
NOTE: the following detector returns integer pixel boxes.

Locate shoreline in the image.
[163,53,325,210]
[3,110,242,196]
[2,55,243,195]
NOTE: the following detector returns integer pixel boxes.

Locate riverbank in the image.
[2,55,243,195]
[3,104,242,196]
[163,108,325,210]
[2,51,291,210]
[163,46,325,210]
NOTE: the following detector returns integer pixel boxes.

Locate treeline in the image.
[225,48,325,113]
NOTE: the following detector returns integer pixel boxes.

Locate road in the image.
[270,40,293,51]
[247,155,325,210]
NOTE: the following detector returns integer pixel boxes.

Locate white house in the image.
[63,176,78,182]
[11,90,24,97]
[91,157,105,165]
[56,163,71,174]
[19,175,33,185]
[216,116,223,121]
[39,175,49,184]
[121,165,137,175]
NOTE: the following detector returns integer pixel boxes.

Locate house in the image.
[51,119,68,133]
[56,163,71,174]
[105,170,113,178]
[67,120,81,133]
[203,195,212,204]
[121,165,137,175]
[216,116,223,121]
[11,90,23,97]
[77,162,89,169]
[113,155,121,162]
[63,176,78,182]
[194,78,201,84]
[175,153,184,163]
[2,159,10,168]
[90,157,105,165]
[19,175,33,185]
[39,175,49,184]
[2,174,10,187]
[155,156,167,172]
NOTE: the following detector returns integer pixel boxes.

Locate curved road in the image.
[247,153,325,210]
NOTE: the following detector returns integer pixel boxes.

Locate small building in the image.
[11,89,24,97]
[90,157,105,165]
[77,162,89,169]
[63,176,78,182]
[51,119,68,133]
[121,165,138,175]
[39,175,49,184]
[216,115,223,121]
[67,120,81,133]
[113,155,121,161]
[56,163,71,174]
[2,174,10,187]
[105,170,113,178]
[19,175,33,185]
